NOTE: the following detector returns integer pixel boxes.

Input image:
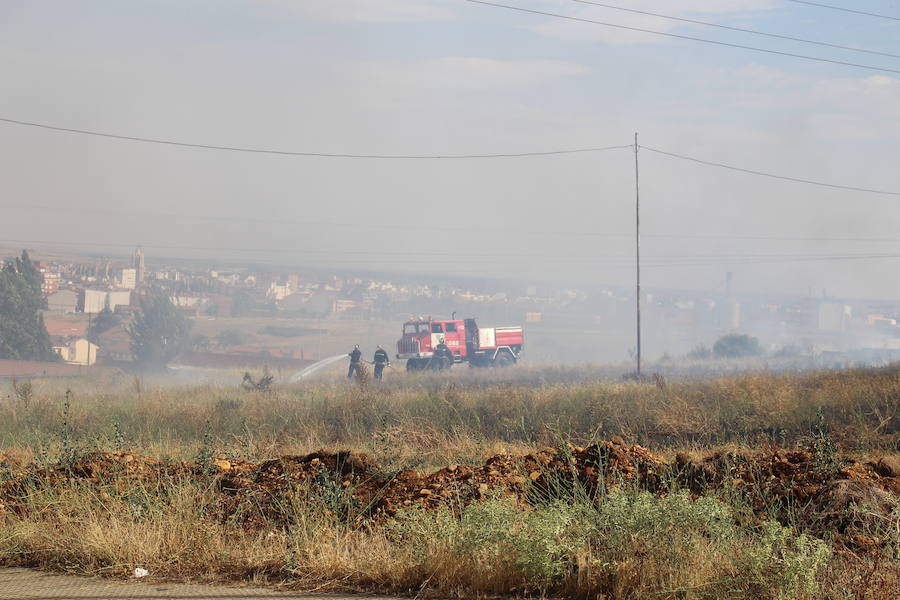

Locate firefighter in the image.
[434,337,453,370]
[347,344,362,378]
[373,345,390,380]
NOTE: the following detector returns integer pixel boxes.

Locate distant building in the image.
[305,291,337,317]
[96,326,133,362]
[132,246,145,284]
[867,314,897,328]
[46,289,79,313]
[279,291,312,312]
[333,298,359,312]
[818,302,851,332]
[114,304,139,316]
[44,318,89,338]
[153,270,182,281]
[119,268,137,290]
[34,261,61,295]
[81,289,131,314]
[170,292,232,317]
[267,282,292,301]
[51,337,99,366]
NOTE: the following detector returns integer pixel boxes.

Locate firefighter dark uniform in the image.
[373,346,390,380]
[347,345,362,378]
[434,340,453,370]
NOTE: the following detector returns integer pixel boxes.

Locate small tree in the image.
[16,250,45,308]
[88,303,120,343]
[0,251,57,361]
[713,333,762,358]
[128,290,192,370]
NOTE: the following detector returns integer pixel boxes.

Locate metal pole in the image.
[634,132,641,378]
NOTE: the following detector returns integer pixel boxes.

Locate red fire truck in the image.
[396,316,524,370]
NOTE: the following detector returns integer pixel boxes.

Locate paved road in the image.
[0,568,405,600]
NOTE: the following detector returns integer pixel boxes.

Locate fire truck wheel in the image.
[406,360,420,372]
[494,352,514,367]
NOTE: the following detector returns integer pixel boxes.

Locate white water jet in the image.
[289,354,348,382]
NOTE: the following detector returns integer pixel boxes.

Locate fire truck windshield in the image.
[403,323,430,335]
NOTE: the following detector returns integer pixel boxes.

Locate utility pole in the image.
[634,132,642,378]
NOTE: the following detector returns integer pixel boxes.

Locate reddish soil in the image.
[2,440,897,550]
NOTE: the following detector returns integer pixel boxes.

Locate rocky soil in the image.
[2,439,897,550]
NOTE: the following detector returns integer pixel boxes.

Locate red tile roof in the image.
[44,319,89,337]
[96,326,131,354]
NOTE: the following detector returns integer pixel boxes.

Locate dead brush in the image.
[240,368,275,394]
[11,377,33,408]
[348,361,371,394]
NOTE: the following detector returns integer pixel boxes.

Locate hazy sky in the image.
[1,0,899,297]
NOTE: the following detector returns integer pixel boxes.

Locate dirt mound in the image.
[676,448,899,499]
[210,440,668,520]
[218,450,381,492]
[1,442,896,548]
[674,447,900,546]
[67,451,168,480]
[213,450,387,528]
[875,456,900,478]
[1,451,186,489]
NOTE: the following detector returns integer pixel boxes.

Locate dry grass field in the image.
[0,364,897,599]
[188,316,399,360]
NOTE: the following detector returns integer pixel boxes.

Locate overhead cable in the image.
[462,0,900,75]
[640,145,900,197]
[786,0,900,21]
[9,202,900,242]
[562,0,900,59]
[0,117,631,159]
[5,237,900,267]
[4,116,899,199]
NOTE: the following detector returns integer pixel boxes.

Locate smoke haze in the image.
[1,0,899,299]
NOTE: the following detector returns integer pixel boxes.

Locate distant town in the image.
[6,245,900,377]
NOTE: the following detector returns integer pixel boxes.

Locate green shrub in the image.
[714,334,763,358]
[739,521,831,600]
[388,490,831,599]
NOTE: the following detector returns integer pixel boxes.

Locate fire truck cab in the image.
[396,316,524,370]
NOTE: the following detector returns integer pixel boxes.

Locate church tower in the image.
[133,246,145,284]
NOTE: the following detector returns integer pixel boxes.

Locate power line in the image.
[0,116,632,159]
[786,0,900,21]
[1,202,631,239]
[8,201,900,243]
[563,0,900,59]
[5,237,900,267]
[640,145,900,197]
[462,0,900,75]
[4,114,899,199]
